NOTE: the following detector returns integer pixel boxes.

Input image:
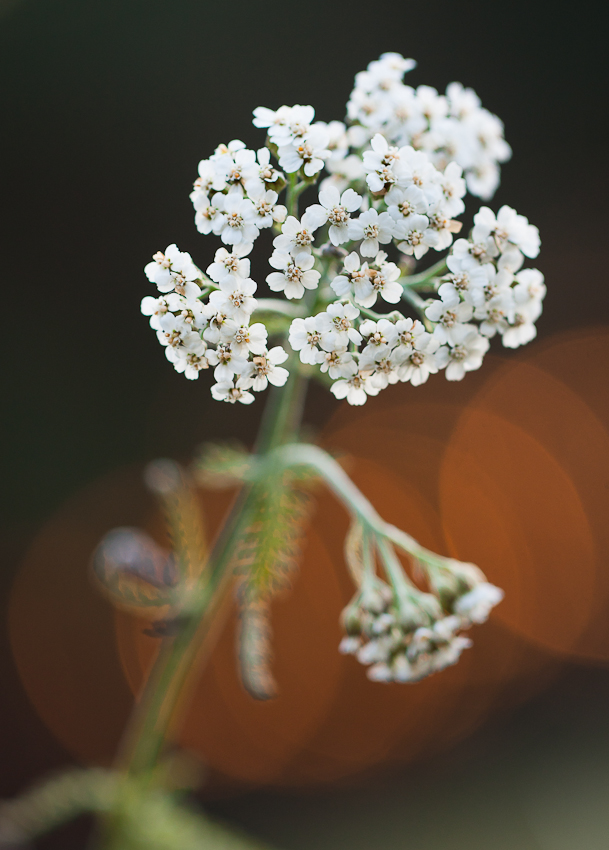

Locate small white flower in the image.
[190,159,226,214]
[438,161,466,217]
[426,203,463,250]
[363,133,405,192]
[316,302,362,351]
[207,343,249,383]
[277,125,330,177]
[144,244,200,295]
[397,337,448,386]
[141,295,171,330]
[213,193,260,246]
[395,214,439,259]
[211,381,255,405]
[359,319,399,359]
[171,337,210,380]
[206,246,251,284]
[442,254,488,307]
[475,292,515,338]
[348,208,395,257]
[273,210,321,255]
[243,147,284,195]
[218,146,257,195]
[194,196,224,236]
[393,317,430,356]
[221,321,268,357]
[455,582,504,623]
[252,105,292,133]
[444,325,490,380]
[288,317,325,365]
[386,184,429,223]
[238,346,290,392]
[201,306,235,345]
[267,251,320,300]
[451,236,498,265]
[500,269,545,349]
[361,255,403,307]
[331,371,380,405]
[473,205,540,258]
[208,277,257,323]
[319,349,358,380]
[395,146,443,204]
[269,104,316,144]
[248,188,287,229]
[156,317,199,355]
[331,251,371,302]
[362,351,403,389]
[307,186,362,245]
[162,291,206,332]
[425,291,474,345]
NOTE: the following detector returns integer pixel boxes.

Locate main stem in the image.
[116,168,312,783]
[117,373,308,781]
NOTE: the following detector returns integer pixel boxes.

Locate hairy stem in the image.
[269,442,435,565]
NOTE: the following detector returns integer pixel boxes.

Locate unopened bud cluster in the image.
[142,52,544,405]
[339,563,503,683]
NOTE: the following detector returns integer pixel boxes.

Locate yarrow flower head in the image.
[141,53,544,406]
[136,54,523,700]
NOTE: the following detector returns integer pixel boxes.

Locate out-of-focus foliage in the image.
[194,441,254,489]
[0,769,276,850]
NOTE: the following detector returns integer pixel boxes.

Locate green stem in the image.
[116,153,316,784]
[403,256,448,287]
[117,483,256,778]
[355,302,405,322]
[255,298,305,317]
[255,356,308,454]
[269,442,434,565]
[117,371,309,779]
[401,286,433,330]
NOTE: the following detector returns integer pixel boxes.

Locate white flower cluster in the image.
[346,52,511,199]
[142,244,289,404]
[339,575,503,683]
[288,196,542,405]
[141,53,544,406]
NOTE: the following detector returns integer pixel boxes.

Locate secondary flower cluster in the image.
[345,52,511,199]
[339,569,503,683]
[141,52,544,406]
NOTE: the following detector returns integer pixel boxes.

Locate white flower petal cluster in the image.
[254,104,332,177]
[339,569,501,683]
[347,53,511,200]
[142,245,288,401]
[143,55,543,406]
[287,197,542,404]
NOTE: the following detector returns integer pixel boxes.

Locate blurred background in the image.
[1,0,608,847]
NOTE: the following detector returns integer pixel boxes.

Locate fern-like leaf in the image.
[232,469,313,699]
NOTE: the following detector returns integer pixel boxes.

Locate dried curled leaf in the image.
[238,597,277,701]
[193,441,253,489]
[91,527,176,616]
